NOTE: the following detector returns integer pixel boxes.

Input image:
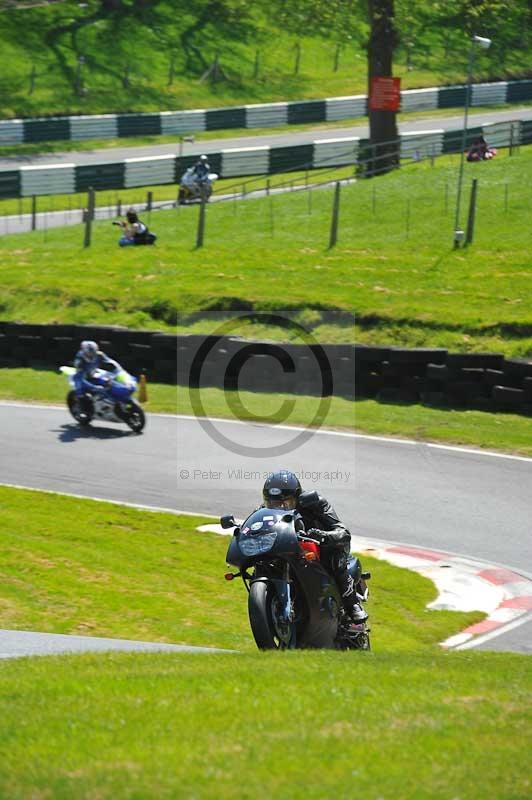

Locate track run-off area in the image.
[1,400,531,654]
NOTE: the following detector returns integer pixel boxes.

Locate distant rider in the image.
[73,340,119,398]
[193,154,210,182]
[262,470,368,624]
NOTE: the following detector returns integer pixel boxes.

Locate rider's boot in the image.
[341,575,368,623]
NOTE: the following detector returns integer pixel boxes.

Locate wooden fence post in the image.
[465,178,478,246]
[83,187,95,248]
[328,181,341,249]
[294,42,301,75]
[196,197,206,248]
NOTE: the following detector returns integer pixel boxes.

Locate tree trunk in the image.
[367,0,400,176]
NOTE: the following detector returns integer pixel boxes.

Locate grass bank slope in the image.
[0,651,529,800]
[0,486,529,799]
[0,486,481,653]
[1,2,528,118]
[1,150,531,357]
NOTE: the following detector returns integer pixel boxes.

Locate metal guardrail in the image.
[0,79,531,147]
[0,119,528,201]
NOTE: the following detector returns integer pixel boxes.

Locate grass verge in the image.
[1,368,531,457]
[0,485,482,652]
[0,486,529,800]
[0,650,530,800]
[1,149,531,357]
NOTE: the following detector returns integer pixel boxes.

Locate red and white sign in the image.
[369,76,401,111]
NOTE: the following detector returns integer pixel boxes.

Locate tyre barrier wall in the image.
[0,79,531,147]
[1,118,530,200]
[2,322,532,416]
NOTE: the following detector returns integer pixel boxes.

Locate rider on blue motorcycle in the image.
[262,470,368,623]
[73,340,119,397]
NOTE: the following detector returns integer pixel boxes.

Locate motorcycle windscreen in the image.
[237,508,285,557]
[107,369,136,399]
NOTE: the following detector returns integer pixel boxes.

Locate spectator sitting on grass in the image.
[115,208,156,247]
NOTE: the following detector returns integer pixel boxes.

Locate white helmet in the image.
[199,154,208,162]
[80,340,98,363]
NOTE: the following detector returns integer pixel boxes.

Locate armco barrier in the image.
[75,161,126,192]
[0,170,20,199]
[0,118,23,144]
[325,95,366,121]
[116,113,162,138]
[400,130,443,159]
[1,323,531,416]
[221,146,270,177]
[313,138,359,168]
[400,87,438,113]
[124,155,175,188]
[245,102,288,128]
[20,163,75,197]
[2,79,532,147]
[70,114,118,141]
[160,109,206,135]
[472,81,507,107]
[0,119,529,199]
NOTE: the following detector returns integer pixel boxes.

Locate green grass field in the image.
[1,148,531,358]
[0,486,530,799]
[0,4,517,120]
[0,486,482,651]
[2,368,532,457]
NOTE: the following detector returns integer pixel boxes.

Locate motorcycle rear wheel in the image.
[67,391,92,426]
[248,581,294,650]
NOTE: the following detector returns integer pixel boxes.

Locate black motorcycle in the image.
[222,506,370,651]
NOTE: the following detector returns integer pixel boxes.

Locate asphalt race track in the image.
[1,401,531,653]
[1,107,531,169]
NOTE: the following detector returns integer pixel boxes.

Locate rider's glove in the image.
[307,528,328,545]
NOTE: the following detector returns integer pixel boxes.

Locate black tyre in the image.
[67,391,92,426]
[248,581,294,650]
[200,184,212,203]
[125,401,146,433]
[354,630,371,651]
[337,619,371,651]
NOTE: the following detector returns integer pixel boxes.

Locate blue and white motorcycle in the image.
[60,365,146,433]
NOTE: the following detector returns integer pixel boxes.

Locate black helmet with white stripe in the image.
[262,470,302,510]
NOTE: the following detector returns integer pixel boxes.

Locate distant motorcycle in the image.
[178,167,218,204]
[222,507,371,651]
[60,365,146,433]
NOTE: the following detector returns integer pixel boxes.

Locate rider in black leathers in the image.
[262,470,368,623]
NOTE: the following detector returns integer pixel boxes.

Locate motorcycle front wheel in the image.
[248,581,294,650]
[124,401,145,433]
[67,391,92,426]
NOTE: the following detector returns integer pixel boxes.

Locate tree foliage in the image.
[0,0,531,105]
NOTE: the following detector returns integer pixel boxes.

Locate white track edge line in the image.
[453,610,532,651]
[1,401,531,464]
